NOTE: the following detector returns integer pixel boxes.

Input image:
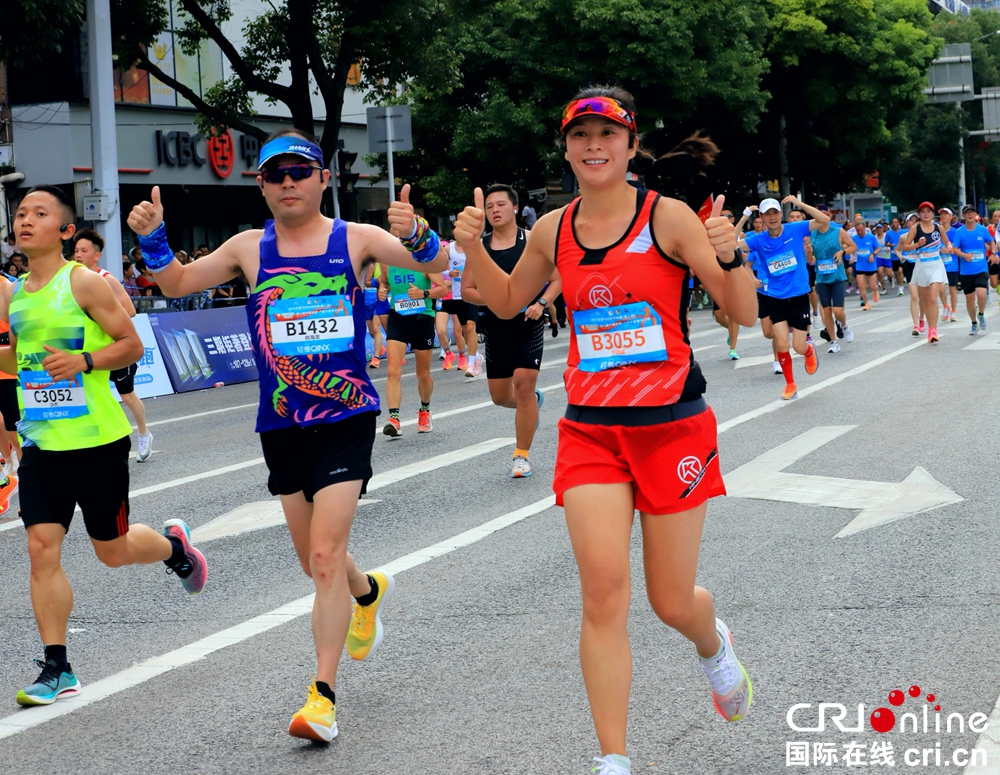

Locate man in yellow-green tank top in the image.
[0,186,209,708]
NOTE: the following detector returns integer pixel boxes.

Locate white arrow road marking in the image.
[191,437,515,542]
[0,495,556,741]
[963,332,1000,350]
[724,425,962,538]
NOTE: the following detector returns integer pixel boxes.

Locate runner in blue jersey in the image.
[883,217,905,295]
[850,221,880,310]
[873,223,893,296]
[739,196,826,400]
[127,128,449,744]
[811,218,856,353]
[741,210,783,374]
[937,208,959,323]
[952,204,996,335]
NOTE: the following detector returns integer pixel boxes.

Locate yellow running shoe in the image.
[346,570,395,661]
[288,681,337,743]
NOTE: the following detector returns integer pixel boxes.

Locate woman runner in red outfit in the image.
[454,87,758,774]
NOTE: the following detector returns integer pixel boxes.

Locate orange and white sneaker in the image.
[873,288,880,304]
[417,408,432,433]
[382,417,402,438]
[804,344,819,376]
[442,350,456,370]
[699,618,753,722]
[928,328,939,345]
[369,356,380,369]
[288,681,337,743]
[781,383,798,401]
[457,353,468,371]
[511,455,532,478]
[0,474,18,516]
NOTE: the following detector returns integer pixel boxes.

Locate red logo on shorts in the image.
[677,456,703,484]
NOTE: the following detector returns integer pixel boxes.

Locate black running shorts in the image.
[19,435,132,541]
[386,311,435,350]
[903,263,915,283]
[438,299,470,326]
[947,271,959,288]
[260,411,376,502]
[0,379,18,432]
[990,262,1000,277]
[807,263,817,289]
[110,362,139,395]
[962,272,989,294]
[483,316,545,380]
[767,294,811,331]
[757,292,771,321]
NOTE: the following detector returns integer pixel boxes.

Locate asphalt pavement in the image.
[0,290,998,775]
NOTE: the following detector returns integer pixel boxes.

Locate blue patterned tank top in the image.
[248,219,379,432]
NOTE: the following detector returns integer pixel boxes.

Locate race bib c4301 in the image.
[269,296,354,356]
[20,370,88,421]
[574,302,667,372]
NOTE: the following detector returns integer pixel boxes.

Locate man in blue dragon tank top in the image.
[127,128,449,744]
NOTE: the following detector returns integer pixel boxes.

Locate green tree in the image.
[2,0,462,164]
[756,0,939,200]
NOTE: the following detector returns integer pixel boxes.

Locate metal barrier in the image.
[125,282,248,314]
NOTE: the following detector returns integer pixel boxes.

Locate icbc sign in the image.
[154,129,235,179]
[207,130,234,179]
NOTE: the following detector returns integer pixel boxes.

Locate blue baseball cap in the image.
[257,135,324,169]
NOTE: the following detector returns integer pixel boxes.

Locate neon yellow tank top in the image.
[10,262,132,451]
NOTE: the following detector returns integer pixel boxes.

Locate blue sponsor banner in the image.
[149,307,259,392]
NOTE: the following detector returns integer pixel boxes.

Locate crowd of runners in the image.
[1,83,993,775]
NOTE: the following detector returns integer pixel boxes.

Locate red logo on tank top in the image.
[588,285,614,307]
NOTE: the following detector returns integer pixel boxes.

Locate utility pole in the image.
[87,0,122,278]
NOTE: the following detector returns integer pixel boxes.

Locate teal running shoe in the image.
[16,658,81,706]
[535,389,544,431]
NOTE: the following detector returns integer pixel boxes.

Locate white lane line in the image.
[964,332,1000,350]
[0,495,557,740]
[865,316,915,334]
[192,438,515,542]
[135,403,258,431]
[716,339,926,435]
[398,382,563,428]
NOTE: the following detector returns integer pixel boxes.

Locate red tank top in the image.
[555,190,704,408]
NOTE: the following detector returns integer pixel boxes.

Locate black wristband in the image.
[423,290,430,299]
[82,352,94,374]
[717,251,745,271]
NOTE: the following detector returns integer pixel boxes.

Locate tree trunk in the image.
[286,0,315,136]
[778,114,790,216]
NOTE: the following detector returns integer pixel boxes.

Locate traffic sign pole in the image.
[386,107,395,202]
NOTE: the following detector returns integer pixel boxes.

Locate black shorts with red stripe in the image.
[19,435,132,541]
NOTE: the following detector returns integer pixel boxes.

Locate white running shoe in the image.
[510,456,532,479]
[700,618,753,722]
[590,754,632,774]
[979,313,987,331]
[137,432,153,462]
[843,325,854,343]
[828,341,840,354]
[437,348,447,360]
[772,361,782,375]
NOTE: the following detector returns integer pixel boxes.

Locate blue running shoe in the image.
[535,389,544,431]
[162,519,208,595]
[16,658,81,706]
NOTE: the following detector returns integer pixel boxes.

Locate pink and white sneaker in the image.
[699,618,753,722]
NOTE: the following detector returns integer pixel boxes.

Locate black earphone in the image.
[59,223,70,233]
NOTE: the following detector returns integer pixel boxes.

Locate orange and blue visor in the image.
[560,97,636,134]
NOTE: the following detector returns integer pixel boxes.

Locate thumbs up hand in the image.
[388,183,416,239]
[127,186,164,236]
[453,187,486,251]
[704,195,738,260]
[406,282,425,300]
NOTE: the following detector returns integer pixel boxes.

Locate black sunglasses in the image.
[261,163,324,184]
